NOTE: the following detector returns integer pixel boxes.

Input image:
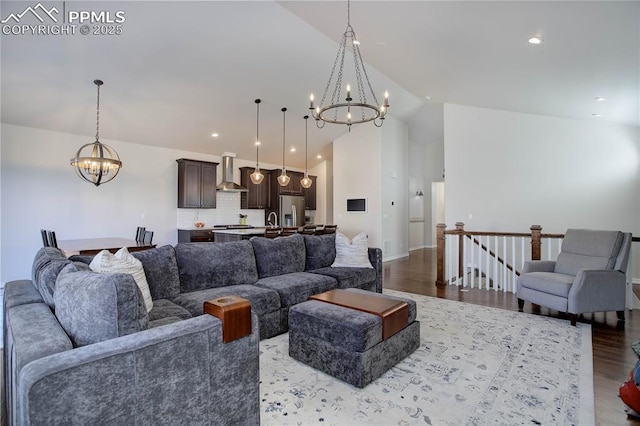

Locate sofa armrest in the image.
[568,269,626,314]
[521,260,556,274]
[17,313,260,425]
[368,247,383,293]
[5,298,73,426]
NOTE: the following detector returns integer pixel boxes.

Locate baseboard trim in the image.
[409,245,436,252]
[383,253,409,262]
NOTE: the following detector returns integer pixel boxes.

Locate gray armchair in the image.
[517,229,631,325]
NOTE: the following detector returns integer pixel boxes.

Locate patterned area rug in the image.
[260,289,594,425]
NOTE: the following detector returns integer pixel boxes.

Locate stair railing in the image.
[436,223,564,293]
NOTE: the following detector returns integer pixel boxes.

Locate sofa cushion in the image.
[289,300,382,352]
[53,262,148,347]
[310,267,376,290]
[250,234,306,278]
[89,248,153,313]
[304,233,336,271]
[148,299,192,322]
[332,232,373,268]
[555,229,623,276]
[172,284,281,316]
[132,245,181,300]
[175,241,259,292]
[254,272,337,308]
[31,247,71,309]
[518,271,575,298]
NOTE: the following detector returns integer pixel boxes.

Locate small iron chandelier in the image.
[276,107,290,187]
[250,99,265,184]
[70,79,122,186]
[300,115,313,189]
[309,0,389,131]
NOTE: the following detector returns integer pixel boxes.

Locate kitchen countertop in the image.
[209,228,268,236]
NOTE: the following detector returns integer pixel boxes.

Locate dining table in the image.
[56,237,156,257]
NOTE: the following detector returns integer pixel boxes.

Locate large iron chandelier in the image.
[309,0,389,131]
[70,79,122,186]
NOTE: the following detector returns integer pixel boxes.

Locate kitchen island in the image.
[178,227,268,243]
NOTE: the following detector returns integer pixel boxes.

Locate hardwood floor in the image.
[383,248,640,426]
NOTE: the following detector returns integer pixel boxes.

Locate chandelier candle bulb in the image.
[309,93,315,109]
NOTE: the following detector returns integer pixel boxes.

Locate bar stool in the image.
[264,228,281,238]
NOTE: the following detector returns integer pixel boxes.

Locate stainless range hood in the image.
[216,153,247,192]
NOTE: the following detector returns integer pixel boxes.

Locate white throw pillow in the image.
[331,232,373,268]
[89,247,154,312]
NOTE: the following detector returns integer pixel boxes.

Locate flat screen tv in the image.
[347,198,367,213]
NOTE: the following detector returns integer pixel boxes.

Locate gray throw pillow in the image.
[54,262,148,347]
[304,233,336,270]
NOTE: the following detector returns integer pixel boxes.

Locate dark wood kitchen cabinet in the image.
[177,159,218,208]
[270,170,304,196]
[302,175,317,210]
[178,229,215,242]
[239,167,271,209]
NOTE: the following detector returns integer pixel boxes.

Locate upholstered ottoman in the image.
[288,288,420,388]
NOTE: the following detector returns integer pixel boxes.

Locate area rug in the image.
[260,289,594,425]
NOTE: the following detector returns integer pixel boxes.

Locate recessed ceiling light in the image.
[424,96,432,100]
[592,113,602,117]
[528,37,543,45]
[594,97,606,102]
[316,154,323,159]
[255,141,261,146]
[211,133,219,138]
[290,147,296,153]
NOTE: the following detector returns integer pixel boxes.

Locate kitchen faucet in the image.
[267,211,278,227]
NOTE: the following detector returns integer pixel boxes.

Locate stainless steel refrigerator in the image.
[279,195,306,227]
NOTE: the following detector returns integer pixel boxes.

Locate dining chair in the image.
[46,231,58,248]
[281,227,299,236]
[143,230,154,245]
[264,227,281,239]
[322,225,338,234]
[41,229,50,247]
[136,226,146,243]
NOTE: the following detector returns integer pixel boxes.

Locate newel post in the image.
[530,225,542,260]
[436,223,447,285]
[455,222,465,279]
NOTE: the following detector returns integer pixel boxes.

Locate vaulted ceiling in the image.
[2,1,638,169]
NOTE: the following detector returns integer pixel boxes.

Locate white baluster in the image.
[469,236,474,288]
[495,235,500,291]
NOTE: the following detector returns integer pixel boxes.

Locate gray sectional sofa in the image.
[3,233,382,425]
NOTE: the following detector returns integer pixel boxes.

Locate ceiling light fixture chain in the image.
[277,107,290,187]
[70,79,122,187]
[309,0,389,131]
[301,115,313,189]
[95,79,101,141]
[250,98,264,184]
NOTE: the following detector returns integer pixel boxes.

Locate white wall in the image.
[407,103,445,248]
[332,116,409,260]
[333,124,382,249]
[381,118,409,260]
[0,124,308,282]
[443,104,640,235]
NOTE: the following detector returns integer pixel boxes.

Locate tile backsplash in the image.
[177,192,265,229]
